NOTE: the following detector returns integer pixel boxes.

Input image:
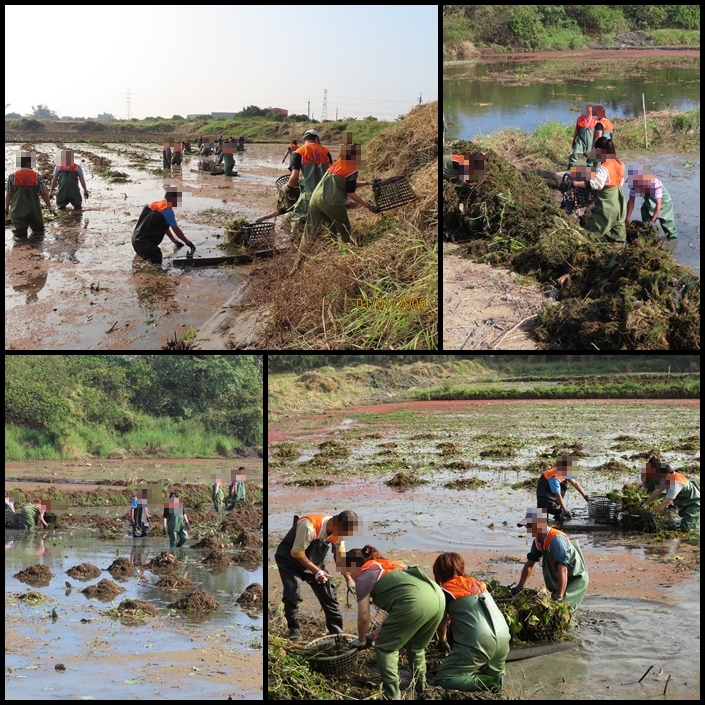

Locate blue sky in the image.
[4,5,437,120]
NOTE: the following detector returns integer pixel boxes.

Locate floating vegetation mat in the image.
[444,140,700,350]
[487,580,573,643]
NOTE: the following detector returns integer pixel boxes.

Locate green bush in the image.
[508,6,545,49]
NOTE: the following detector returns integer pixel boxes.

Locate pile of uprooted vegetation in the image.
[248,101,438,350]
[444,140,699,350]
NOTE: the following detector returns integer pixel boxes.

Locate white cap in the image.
[303,129,319,139]
[517,508,548,527]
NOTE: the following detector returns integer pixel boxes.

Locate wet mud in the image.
[14,564,52,586]
[5,142,296,349]
[66,562,101,580]
[81,578,126,599]
[106,557,135,577]
[268,398,700,700]
[236,582,263,608]
[115,597,159,619]
[154,574,195,591]
[202,550,233,567]
[145,551,182,571]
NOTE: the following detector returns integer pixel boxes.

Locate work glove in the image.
[49,207,57,216]
[551,592,564,602]
[83,190,90,199]
[584,494,590,502]
[368,204,381,214]
[509,585,522,597]
[437,640,451,654]
[255,216,266,224]
[370,178,382,187]
[314,570,329,584]
[350,637,368,650]
[559,511,572,521]
[49,191,55,200]
[174,242,184,249]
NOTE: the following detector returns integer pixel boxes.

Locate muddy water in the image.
[620,149,700,273]
[268,399,700,699]
[5,530,262,699]
[5,142,294,349]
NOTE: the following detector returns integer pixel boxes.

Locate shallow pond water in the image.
[5,529,263,699]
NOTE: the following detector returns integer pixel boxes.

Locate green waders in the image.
[585,186,626,243]
[20,505,40,528]
[434,592,510,693]
[291,161,329,225]
[302,172,353,246]
[167,510,188,547]
[10,178,45,237]
[370,566,445,700]
[541,539,589,611]
[641,187,677,240]
[223,153,235,176]
[568,125,595,168]
[56,169,82,209]
[212,483,224,512]
[674,481,700,531]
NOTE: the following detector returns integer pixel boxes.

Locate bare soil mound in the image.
[236,582,263,608]
[66,563,102,580]
[202,550,233,567]
[220,507,262,533]
[155,575,195,591]
[145,552,182,571]
[117,598,159,616]
[106,557,135,577]
[14,564,52,585]
[191,537,225,551]
[230,547,263,565]
[168,590,220,612]
[233,529,263,548]
[81,578,126,599]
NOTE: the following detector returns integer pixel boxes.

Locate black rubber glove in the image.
[510,585,522,597]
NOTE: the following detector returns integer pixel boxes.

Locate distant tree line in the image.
[268,355,699,375]
[5,355,262,446]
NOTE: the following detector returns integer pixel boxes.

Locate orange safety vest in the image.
[597,117,614,131]
[13,169,38,188]
[665,471,689,485]
[59,163,78,172]
[576,115,597,129]
[541,467,566,484]
[289,142,297,151]
[360,557,406,580]
[441,575,486,599]
[327,159,358,178]
[534,527,569,569]
[149,199,169,212]
[601,158,625,187]
[296,143,331,165]
[298,514,338,543]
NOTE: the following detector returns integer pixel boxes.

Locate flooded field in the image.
[268,399,700,699]
[5,142,293,349]
[5,531,263,699]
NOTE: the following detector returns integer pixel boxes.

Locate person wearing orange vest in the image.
[286,129,333,227]
[49,150,89,211]
[131,188,195,264]
[642,457,699,531]
[5,151,55,237]
[432,552,510,693]
[571,137,627,243]
[568,103,598,168]
[295,142,379,266]
[274,510,359,641]
[537,455,589,522]
[345,545,445,700]
[512,508,589,610]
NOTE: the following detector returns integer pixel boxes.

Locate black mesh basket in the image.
[371,175,418,212]
[275,175,290,190]
[559,173,595,214]
[587,496,620,524]
[243,222,275,252]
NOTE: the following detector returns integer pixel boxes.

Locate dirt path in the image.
[443,243,544,349]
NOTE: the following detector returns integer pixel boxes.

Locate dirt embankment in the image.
[443,245,543,350]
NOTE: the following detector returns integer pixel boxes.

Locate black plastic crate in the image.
[371,175,418,212]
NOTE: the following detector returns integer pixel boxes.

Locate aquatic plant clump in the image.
[443,477,487,490]
[444,140,700,350]
[14,564,52,585]
[386,472,428,487]
[168,590,220,612]
[66,563,102,580]
[487,580,573,643]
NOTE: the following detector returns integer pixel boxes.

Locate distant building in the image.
[211,112,237,119]
[267,107,288,116]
